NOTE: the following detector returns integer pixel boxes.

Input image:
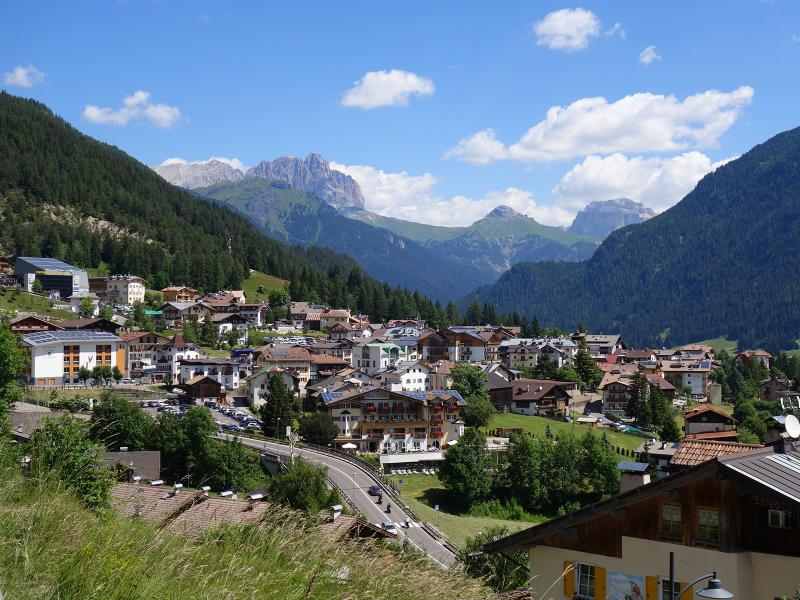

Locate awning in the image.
[341,442,357,449]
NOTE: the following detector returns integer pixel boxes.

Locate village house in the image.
[598,369,676,416]
[317,387,466,452]
[55,317,121,335]
[488,378,573,416]
[427,359,455,390]
[179,357,241,390]
[238,302,269,327]
[161,286,199,303]
[584,333,625,358]
[161,301,212,328]
[309,353,350,381]
[619,348,657,363]
[153,334,200,382]
[484,442,800,600]
[9,314,63,334]
[760,375,798,403]
[682,406,738,442]
[320,309,351,330]
[734,348,773,370]
[247,367,298,406]
[659,359,712,396]
[307,340,354,364]
[210,313,249,345]
[417,326,512,363]
[377,360,431,392]
[21,330,125,386]
[119,331,170,374]
[68,291,100,316]
[256,345,314,396]
[105,274,146,305]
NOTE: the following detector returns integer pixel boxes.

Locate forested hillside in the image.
[0,92,453,322]
[473,126,800,351]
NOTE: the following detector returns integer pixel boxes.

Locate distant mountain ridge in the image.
[154,153,364,209]
[568,198,655,239]
[247,154,364,209]
[471,125,800,350]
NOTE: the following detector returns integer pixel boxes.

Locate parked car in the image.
[245,422,260,431]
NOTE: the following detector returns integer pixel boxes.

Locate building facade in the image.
[22,330,124,386]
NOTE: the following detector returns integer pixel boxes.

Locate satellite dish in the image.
[785,414,800,439]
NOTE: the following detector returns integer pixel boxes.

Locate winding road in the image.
[221,435,456,568]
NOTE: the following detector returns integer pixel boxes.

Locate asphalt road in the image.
[222,435,456,569]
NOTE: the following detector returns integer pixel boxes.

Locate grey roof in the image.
[721,445,800,506]
[163,301,201,310]
[617,461,650,473]
[17,256,84,272]
[22,330,121,346]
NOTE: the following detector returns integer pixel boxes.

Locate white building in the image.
[154,334,200,382]
[179,357,240,390]
[211,313,249,345]
[351,341,403,375]
[22,330,123,387]
[246,367,297,407]
[106,275,146,305]
[378,360,431,392]
[69,291,100,317]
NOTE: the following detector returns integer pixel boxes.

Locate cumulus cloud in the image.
[83,90,182,127]
[446,87,754,164]
[3,65,46,88]
[341,69,434,109]
[332,162,572,227]
[159,156,247,172]
[639,45,662,65]
[533,8,601,51]
[553,151,736,212]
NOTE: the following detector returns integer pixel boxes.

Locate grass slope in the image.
[388,473,530,546]
[0,468,492,599]
[241,269,289,302]
[485,413,646,455]
[0,288,76,320]
[694,336,739,355]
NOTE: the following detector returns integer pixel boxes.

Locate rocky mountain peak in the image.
[152,159,245,189]
[568,198,655,240]
[486,205,522,219]
[246,154,364,209]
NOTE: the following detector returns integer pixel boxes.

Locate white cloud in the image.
[443,129,508,165]
[83,90,182,127]
[3,65,46,88]
[604,22,625,38]
[533,8,601,52]
[639,45,662,65]
[331,161,572,227]
[330,162,437,214]
[159,156,247,172]
[446,87,754,164]
[553,151,736,213]
[341,69,435,109]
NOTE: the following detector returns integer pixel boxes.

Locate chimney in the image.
[330,504,343,521]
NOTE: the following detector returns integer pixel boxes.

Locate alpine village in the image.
[1,3,799,599]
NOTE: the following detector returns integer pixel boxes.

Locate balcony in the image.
[366,405,376,413]
[392,404,405,413]
[430,405,443,413]
[430,416,443,425]
[378,405,391,413]
[430,430,442,438]
[446,404,458,412]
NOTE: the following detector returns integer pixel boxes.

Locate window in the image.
[660,504,682,538]
[697,508,719,543]
[661,579,681,600]
[576,563,595,598]
[768,509,790,529]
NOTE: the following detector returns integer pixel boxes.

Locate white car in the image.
[381,521,397,535]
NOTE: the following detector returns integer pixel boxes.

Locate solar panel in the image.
[23,330,121,345]
[269,348,288,356]
[19,257,83,272]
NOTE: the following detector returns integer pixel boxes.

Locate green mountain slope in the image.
[344,205,598,274]
[0,92,446,321]
[472,126,800,350]
[198,178,495,300]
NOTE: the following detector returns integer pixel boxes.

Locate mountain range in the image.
[472,126,800,350]
[155,154,619,298]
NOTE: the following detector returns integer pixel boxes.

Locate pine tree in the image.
[259,375,295,438]
[574,339,602,389]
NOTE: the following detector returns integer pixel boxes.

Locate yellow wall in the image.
[528,535,799,600]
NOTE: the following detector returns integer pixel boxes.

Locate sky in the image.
[2,1,800,227]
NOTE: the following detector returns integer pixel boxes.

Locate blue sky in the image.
[2,1,800,226]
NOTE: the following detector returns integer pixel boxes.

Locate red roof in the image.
[669,439,762,467]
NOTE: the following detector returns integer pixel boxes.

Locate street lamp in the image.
[669,552,733,600]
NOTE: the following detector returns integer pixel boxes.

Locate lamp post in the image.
[669,552,733,600]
